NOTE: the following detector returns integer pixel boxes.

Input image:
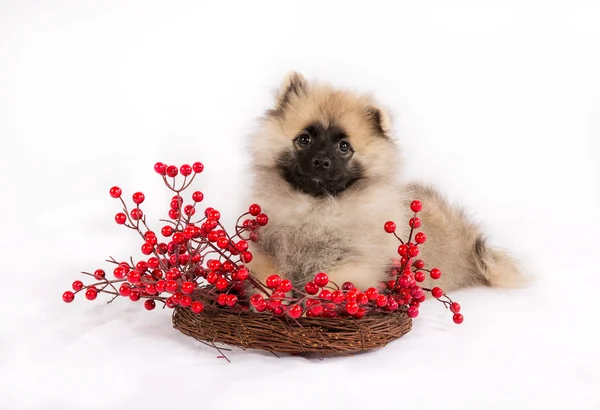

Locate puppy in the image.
[245,71,525,297]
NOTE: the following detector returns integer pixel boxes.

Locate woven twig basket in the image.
[172,302,412,356]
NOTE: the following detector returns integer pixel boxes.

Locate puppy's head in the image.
[251,72,399,197]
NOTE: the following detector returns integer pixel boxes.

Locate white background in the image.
[1,1,599,409]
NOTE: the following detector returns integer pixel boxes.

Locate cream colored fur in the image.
[245,72,526,296]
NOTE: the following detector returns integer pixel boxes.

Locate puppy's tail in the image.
[472,236,527,289]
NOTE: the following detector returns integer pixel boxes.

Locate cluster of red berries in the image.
[382,200,463,324]
[62,161,269,316]
[62,161,462,326]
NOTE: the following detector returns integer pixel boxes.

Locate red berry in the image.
[431,287,443,298]
[127,271,141,284]
[410,200,422,213]
[353,308,366,319]
[115,213,127,224]
[356,293,369,305]
[235,240,249,252]
[345,302,359,315]
[166,165,178,177]
[331,291,345,304]
[225,294,238,307]
[407,306,419,318]
[216,278,229,291]
[192,191,204,202]
[191,301,204,314]
[319,289,332,300]
[145,234,158,246]
[408,245,419,257]
[284,303,301,319]
[342,282,355,291]
[256,214,268,226]
[206,271,219,285]
[307,305,323,317]
[172,292,182,304]
[384,221,396,233]
[250,294,264,307]
[345,290,358,303]
[147,257,160,269]
[313,272,329,287]
[241,251,253,263]
[141,243,153,255]
[192,162,204,173]
[161,226,173,237]
[154,162,166,174]
[278,280,293,292]
[72,280,84,291]
[119,284,131,296]
[365,287,379,301]
[172,232,185,245]
[415,271,426,282]
[145,284,157,296]
[237,268,249,281]
[216,238,229,249]
[168,209,180,219]
[165,280,178,293]
[181,282,194,295]
[132,192,145,204]
[136,261,148,272]
[217,294,227,305]
[397,244,408,256]
[93,269,105,280]
[375,295,388,307]
[208,210,221,220]
[166,268,181,281]
[155,280,166,293]
[144,300,156,310]
[415,232,426,244]
[180,164,192,176]
[249,204,261,216]
[304,281,319,295]
[109,186,122,198]
[409,217,421,229]
[414,259,425,269]
[411,287,424,299]
[184,205,195,216]
[207,231,219,242]
[85,287,97,300]
[176,295,190,308]
[165,297,176,308]
[130,209,143,221]
[385,298,399,311]
[182,227,195,240]
[266,275,281,289]
[450,302,461,313]
[62,291,75,303]
[430,268,442,280]
[453,313,464,324]
[156,243,168,254]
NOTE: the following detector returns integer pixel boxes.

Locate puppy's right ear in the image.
[274,71,308,111]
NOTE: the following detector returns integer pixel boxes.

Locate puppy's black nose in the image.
[312,156,331,170]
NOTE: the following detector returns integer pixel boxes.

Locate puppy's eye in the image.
[338,140,351,153]
[296,132,311,147]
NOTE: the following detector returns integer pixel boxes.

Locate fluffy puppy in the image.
[245,72,525,296]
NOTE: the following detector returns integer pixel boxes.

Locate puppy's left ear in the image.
[274,71,309,110]
[366,104,393,136]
